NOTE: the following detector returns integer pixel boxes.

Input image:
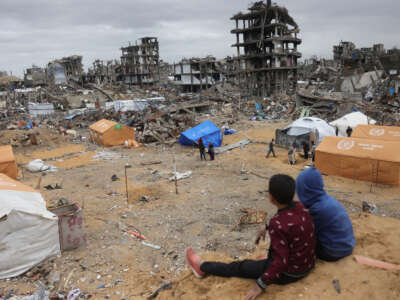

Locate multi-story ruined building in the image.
[231,0,301,96]
[121,37,160,86]
[87,59,122,85]
[173,56,222,92]
[47,55,83,85]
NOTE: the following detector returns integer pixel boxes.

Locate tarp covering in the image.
[89,119,135,147]
[315,136,400,186]
[179,120,222,147]
[0,174,60,279]
[0,145,18,180]
[330,112,376,137]
[352,125,400,142]
[284,117,336,144]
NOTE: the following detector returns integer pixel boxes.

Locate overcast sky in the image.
[0,0,399,77]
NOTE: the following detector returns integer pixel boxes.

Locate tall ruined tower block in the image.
[121,37,160,86]
[231,1,301,96]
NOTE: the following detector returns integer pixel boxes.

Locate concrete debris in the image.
[215,139,251,154]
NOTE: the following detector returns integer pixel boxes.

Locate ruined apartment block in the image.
[121,37,160,86]
[47,55,83,85]
[87,59,122,85]
[231,0,301,97]
[173,56,221,92]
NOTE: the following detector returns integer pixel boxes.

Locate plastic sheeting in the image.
[330,112,376,137]
[284,117,336,144]
[179,120,222,147]
[0,174,60,279]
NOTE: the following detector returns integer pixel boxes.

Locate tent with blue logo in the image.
[179,120,222,147]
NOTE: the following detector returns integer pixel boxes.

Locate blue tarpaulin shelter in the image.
[179,120,222,147]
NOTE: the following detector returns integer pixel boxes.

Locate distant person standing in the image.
[302,141,310,160]
[335,126,339,136]
[266,138,276,158]
[198,138,206,161]
[288,146,296,165]
[208,143,215,161]
[311,141,317,163]
[346,126,353,137]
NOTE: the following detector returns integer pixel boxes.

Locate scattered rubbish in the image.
[67,289,80,300]
[142,241,161,250]
[97,284,105,289]
[332,279,341,294]
[147,282,173,299]
[169,171,192,181]
[362,201,378,214]
[214,139,251,154]
[26,159,57,173]
[354,255,400,270]
[140,196,150,203]
[111,174,119,181]
[44,184,62,190]
[140,161,162,166]
[232,208,268,231]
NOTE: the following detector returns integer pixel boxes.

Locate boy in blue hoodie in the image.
[296,168,355,261]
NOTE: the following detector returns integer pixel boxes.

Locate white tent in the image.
[284,117,336,144]
[330,111,376,137]
[0,174,60,279]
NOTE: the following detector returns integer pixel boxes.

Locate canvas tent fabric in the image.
[89,119,135,147]
[330,112,376,137]
[351,125,400,142]
[0,145,18,180]
[179,120,222,147]
[284,117,336,144]
[0,174,60,279]
[315,136,400,186]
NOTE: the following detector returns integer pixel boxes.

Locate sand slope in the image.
[159,213,400,300]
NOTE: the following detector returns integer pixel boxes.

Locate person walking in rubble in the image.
[208,143,215,161]
[198,138,206,161]
[346,126,353,137]
[266,138,276,158]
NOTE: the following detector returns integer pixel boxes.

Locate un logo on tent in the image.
[337,140,355,151]
[369,128,385,136]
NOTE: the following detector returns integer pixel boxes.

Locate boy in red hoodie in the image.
[186,174,316,300]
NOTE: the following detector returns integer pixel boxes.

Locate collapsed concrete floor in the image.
[1,117,400,299]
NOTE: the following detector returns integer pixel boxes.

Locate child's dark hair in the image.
[269,174,295,205]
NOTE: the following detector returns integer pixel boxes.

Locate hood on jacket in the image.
[296,167,326,208]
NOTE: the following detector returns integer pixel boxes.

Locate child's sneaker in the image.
[186,247,205,278]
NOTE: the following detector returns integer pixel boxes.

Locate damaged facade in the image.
[121,37,160,86]
[231,0,301,97]
[24,66,47,87]
[86,59,123,85]
[173,56,222,92]
[47,55,83,85]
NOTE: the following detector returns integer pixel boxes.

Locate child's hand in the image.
[246,284,263,300]
[255,226,267,245]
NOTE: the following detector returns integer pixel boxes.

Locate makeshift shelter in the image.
[0,174,60,279]
[330,112,376,137]
[179,120,222,147]
[352,125,400,142]
[276,117,335,148]
[315,136,400,186]
[89,119,135,147]
[0,145,18,180]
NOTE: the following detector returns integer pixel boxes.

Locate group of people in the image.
[197,137,215,161]
[266,139,317,165]
[186,167,355,300]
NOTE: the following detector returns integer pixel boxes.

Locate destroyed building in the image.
[47,55,83,85]
[24,66,47,87]
[230,0,301,97]
[121,37,160,86]
[86,59,123,85]
[173,56,222,92]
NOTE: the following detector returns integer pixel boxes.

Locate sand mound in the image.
[158,214,400,300]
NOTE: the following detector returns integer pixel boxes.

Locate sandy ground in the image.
[1,119,400,299]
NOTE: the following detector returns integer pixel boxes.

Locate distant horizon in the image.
[0,0,398,77]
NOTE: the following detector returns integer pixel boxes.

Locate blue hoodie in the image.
[296,168,355,258]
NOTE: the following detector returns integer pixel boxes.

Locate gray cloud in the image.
[0,0,399,76]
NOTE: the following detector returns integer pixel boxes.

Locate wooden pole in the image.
[173,154,178,194]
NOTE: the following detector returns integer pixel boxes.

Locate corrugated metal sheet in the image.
[28,103,55,117]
